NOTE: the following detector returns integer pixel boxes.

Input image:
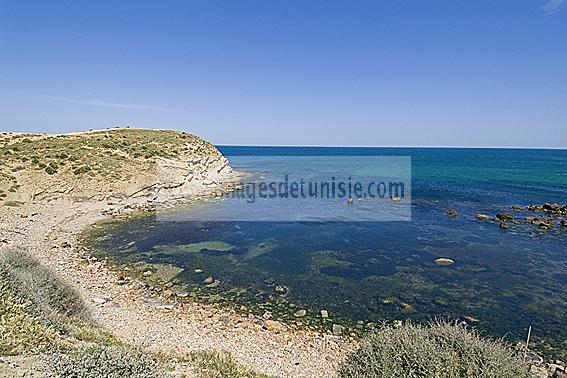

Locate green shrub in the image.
[45,165,58,175]
[47,345,163,378]
[0,278,55,355]
[0,249,90,332]
[189,350,268,378]
[73,165,91,175]
[339,321,530,378]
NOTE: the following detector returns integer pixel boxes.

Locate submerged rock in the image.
[400,303,416,314]
[332,324,343,335]
[499,223,509,229]
[294,309,306,317]
[435,258,454,266]
[475,213,490,220]
[496,212,513,221]
[275,285,287,294]
[446,209,458,217]
[203,276,214,285]
[561,219,567,228]
[206,280,220,288]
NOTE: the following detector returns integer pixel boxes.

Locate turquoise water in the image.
[88,147,567,358]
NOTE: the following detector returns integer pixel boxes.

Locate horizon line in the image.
[216,143,567,151]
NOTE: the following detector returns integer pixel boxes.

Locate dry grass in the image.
[0,128,220,202]
[0,249,90,331]
[188,350,270,378]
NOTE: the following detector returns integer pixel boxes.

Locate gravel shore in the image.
[0,197,354,377]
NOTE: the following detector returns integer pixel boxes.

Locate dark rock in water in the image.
[446,209,458,217]
[561,219,567,228]
[346,198,353,205]
[499,223,509,229]
[510,205,525,212]
[496,212,513,221]
[538,224,550,230]
[543,203,561,213]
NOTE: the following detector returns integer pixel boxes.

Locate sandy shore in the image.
[0,196,354,377]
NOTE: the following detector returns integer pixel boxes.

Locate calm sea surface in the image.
[87,147,567,358]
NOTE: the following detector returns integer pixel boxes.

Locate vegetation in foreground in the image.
[0,248,269,377]
[339,320,531,378]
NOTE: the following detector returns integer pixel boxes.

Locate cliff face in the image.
[0,128,237,207]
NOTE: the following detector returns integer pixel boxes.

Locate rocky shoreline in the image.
[0,129,354,377]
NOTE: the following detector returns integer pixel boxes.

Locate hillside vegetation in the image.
[0,128,232,204]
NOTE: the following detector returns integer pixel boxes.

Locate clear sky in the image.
[1,1,566,147]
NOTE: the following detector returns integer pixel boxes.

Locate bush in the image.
[73,165,91,175]
[0,278,55,355]
[45,161,58,175]
[339,321,530,378]
[0,249,90,332]
[189,350,268,378]
[47,345,163,378]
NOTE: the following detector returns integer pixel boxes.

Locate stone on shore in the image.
[264,320,285,332]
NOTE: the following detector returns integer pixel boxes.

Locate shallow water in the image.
[87,147,567,358]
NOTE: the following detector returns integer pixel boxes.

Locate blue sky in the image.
[1,1,566,147]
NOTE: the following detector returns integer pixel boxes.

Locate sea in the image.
[86,147,567,358]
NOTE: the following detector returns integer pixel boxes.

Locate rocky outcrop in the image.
[0,128,241,209]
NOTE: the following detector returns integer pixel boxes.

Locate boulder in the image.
[496,212,513,221]
[332,324,343,335]
[203,276,214,285]
[475,213,490,220]
[435,258,454,266]
[446,209,458,217]
[264,320,284,332]
[294,309,306,317]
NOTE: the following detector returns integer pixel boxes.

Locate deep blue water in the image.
[88,147,567,358]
